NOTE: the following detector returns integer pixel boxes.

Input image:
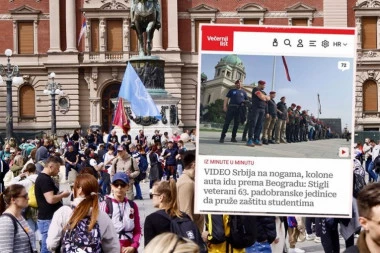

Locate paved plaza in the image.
[199,130,351,159]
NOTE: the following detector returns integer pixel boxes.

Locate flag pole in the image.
[317,93,320,120]
[271,56,276,91]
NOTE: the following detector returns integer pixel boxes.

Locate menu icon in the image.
[309,40,316,47]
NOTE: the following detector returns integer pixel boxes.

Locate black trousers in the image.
[286,123,294,142]
[221,106,240,139]
[320,218,340,253]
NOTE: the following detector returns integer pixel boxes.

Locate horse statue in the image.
[131,0,161,57]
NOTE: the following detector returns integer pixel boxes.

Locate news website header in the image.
[201,25,356,58]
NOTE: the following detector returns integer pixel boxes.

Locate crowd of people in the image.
[0,126,379,253]
[0,127,199,253]
[219,79,337,146]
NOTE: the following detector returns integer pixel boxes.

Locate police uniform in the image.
[219,87,248,142]
[247,81,268,145]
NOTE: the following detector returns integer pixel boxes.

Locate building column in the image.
[48,0,61,52]
[167,0,179,50]
[34,21,38,54]
[152,0,163,51]
[191,19,195,52]
[90,98,101,128]
[65,0,77,52]
[356,17,362,49]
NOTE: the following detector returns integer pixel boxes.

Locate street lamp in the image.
[0,49,24,140]
[43,72,63,136]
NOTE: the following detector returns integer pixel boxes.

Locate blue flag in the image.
[119,62,161,119]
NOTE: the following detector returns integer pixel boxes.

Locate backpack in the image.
[61,217,102,253]
[353,159,366,198]
[227,215,257,249]
[158,210,208,253]
[28,180,38,208]
[206,214,226,244]
[104,197,134,219]
[104,197,135,240]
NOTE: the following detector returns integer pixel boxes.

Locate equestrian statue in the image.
[130,0,161,57]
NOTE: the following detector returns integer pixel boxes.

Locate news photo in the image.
[195,24,356,217]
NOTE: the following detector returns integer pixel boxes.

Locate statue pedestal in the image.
[129,56,166,90]
[111,57,181,140]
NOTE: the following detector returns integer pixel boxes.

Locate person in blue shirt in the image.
[219,79,248,143]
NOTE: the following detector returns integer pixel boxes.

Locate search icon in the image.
[284,39,291,47]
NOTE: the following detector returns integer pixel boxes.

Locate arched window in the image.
[363,80,378,112]
[19,85,35,118]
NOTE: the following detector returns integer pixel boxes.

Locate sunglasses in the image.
[17,193,28,199]
[151,193,161,197]
[113,182,127,188]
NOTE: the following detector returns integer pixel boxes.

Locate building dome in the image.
[201,72,208,82]
[221,54,243,67]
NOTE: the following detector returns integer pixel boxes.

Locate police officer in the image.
[219,79,248,143]
[247,80,270,146]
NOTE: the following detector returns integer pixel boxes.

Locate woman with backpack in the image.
[46,173,120,253]
[144,179,206,252]
[10,163,40,249]
[0,184,36,253]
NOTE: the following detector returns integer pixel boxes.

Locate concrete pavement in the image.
[199,130,351,159]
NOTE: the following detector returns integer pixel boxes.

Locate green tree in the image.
[202,99,226,123]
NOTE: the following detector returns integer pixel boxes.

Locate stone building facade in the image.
[0,0,354,136]
[353,0,380,131]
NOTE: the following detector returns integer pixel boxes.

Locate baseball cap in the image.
[112,172,129,184]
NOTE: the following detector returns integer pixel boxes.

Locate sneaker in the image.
[314,236,321,243]
[254,140,262,146]
[231,138,237,142]
[306,234,316,241]
[242,137,247,142]
[288,248,305,253]
[246,139,255,147]
[219,138,224,143]
[262,139,269,145]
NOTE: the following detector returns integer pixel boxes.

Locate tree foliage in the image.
[202,99,226,123]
